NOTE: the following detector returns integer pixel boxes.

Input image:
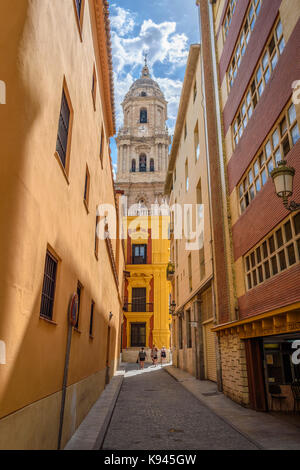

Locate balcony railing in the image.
[132,256,147,265]
[123,302,154,313]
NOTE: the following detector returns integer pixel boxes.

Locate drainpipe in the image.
[207,0,244,389]
[197,0,223,391]
[207,1,239,319]
[57,322,73,450]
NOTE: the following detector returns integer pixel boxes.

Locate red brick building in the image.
[197,0,300,412]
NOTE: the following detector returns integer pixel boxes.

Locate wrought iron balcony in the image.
[123,302,154,313]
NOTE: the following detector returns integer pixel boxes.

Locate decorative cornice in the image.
[93,0,116,136]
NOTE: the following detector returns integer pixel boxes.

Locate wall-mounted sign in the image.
[190,322,198,328]
[69,293,79,326]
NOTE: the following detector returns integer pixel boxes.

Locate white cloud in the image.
[110,5,135,36]
[113,70,135,130]
[111,19,188,75]
[110,7,187,134]
[112,162,117,180]
[156,77,183,122]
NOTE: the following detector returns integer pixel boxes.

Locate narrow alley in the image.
[101,364,258,451]
[1,0,300,452]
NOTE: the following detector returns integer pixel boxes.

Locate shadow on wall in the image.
[0,1,118,450]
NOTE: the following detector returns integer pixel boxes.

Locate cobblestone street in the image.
[102,365,258,450]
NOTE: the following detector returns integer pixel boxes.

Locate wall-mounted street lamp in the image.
[271,160,300,212]
[169,301,184,319]
[169,301,177,317]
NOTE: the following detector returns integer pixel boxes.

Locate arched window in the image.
[141,92,147,97]
[150,159,155,172]
[131,159,136,172]
[140,108,147,123]
[139,154,147,172]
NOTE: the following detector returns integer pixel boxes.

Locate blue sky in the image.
[109,0,200,174]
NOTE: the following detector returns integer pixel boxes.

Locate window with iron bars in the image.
[40,251,58,321]
[56,89,70,169]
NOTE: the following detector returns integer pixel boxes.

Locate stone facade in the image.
[115,62,170,208]
[219,333,249,407]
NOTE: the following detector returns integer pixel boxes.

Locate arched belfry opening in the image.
[115,58,169,207]
[140,109,147,124]
[139,154,147,172]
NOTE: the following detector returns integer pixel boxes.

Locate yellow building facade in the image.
[115,63,171,362]
[121,215,171,361]
[0,0,124,449]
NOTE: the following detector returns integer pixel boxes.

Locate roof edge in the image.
[165,44,201,194]
[93,0,116,136]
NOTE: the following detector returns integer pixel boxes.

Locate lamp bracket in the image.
[283,198,300,212]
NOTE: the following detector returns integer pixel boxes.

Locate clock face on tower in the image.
[138,125,146,136]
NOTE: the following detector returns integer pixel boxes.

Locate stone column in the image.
[117,145,121,176]
[164,144,168,171]
[152,269,170,350]
[120,145,123,174]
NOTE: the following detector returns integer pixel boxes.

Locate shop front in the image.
[213,304,300,413]
[263,333,300,412]
[245,333,300,412]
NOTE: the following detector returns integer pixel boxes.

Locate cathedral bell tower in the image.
[115,58,170,209]
[116,59,171,360]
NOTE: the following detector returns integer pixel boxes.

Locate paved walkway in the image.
[66,363,300,450]
[102,364,258,450]
[165,366,300,450]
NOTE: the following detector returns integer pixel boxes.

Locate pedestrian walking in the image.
[137,347,147,369]
[150,345,158,366]
[160,346,167,366]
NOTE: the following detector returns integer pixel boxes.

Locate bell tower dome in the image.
[115,59,170,209]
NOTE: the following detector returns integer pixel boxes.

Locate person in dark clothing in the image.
[160,346,167,365]
[151,345,158,366]
[137,347,147,369]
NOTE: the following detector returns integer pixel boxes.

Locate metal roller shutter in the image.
[204,322,217,382]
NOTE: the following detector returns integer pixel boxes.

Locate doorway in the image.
[131,322,146,347]
[245,338,268,411]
